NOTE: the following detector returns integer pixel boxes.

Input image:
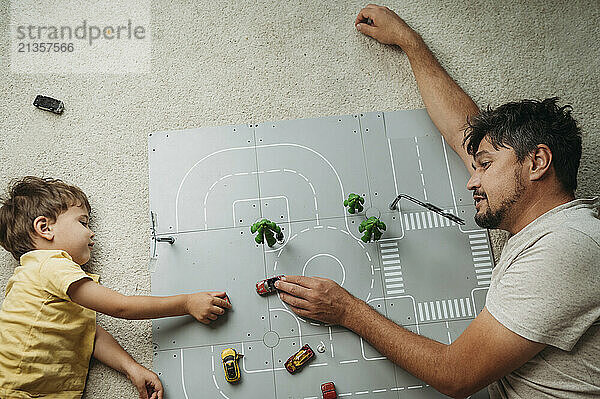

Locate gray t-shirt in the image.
[486,197,600,398]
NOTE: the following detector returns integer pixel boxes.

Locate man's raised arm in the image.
[355,4,479,170]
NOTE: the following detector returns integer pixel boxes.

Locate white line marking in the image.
[427,212,433,228]
[181,349,190,399]
[415,213,422,229]
[418,302,424,321]
[382,259,401,265]
[478,280,491,285]
[475,262,492,267]
[454,299,460,316]
[473,256,491,262]
[442,300,448,319]
[340,360,358,364]
[408,385,423,389]
[373,389,387,393]
[472,250,490,256]
[430,302,436,320]
[382,254,400,259]
[308,363,328,367]
[381,248,398,254]
[436,301,442,319]
[424,303,430,320]
[384,272,403,277]
[380,242,398,248]
[385,277,403,282]
[404,213,411,230]
[383,265,402,271]
[356,391,369,395]
[387,289,405,295]
[466,298,473,316]
[475,268,493,274]
[460,298,466,316]
[469,233,487,239]
[471,245,489,250]
[470,239,488,244]
[386,283,404,289]
[476,274,492,279]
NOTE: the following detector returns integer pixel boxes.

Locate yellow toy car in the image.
[285,344,314,374]
[221,348,243,383]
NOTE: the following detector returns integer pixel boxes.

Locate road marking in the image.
[384,271,403,277]
[475,268,492,273]
[382,260,401,265]
[387,289,405,295]
[430,302,436,320]
[373,389,387,393]
[469,233,487,239]
[386,283,404,289]
[381,248,398,253]
[385,277,403,282]
[478,280,491,285]
[380,242,398,248]
[340,360,358,364]
[418,302,424,321]
[404,214,411,230]
[382,254,400,259]
[356,391,369,395]
[460,298,466,316]
[471,245,489,250]
[442,300,448,319]
[477,274,492,279]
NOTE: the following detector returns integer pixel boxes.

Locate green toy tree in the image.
[359,216,386,243]
[250,219,284,247]
[344,193,364,214]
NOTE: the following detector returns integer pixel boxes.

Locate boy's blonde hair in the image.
[0,176,91,261]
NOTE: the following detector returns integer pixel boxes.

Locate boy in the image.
[0,176,232,398]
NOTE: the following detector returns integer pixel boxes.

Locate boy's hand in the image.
[127,363,164,399]
[185,291,232,324]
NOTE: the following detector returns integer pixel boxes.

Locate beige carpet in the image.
[0,1,598,397]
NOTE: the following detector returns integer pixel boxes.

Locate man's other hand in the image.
[355,4,421,50]
[275,276,358,325]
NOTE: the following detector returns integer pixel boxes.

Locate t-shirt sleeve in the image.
[486,229,600,351]
[39,252,92,301]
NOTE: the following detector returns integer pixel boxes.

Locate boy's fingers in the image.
[212,305,226,315]
[213,297,232,309]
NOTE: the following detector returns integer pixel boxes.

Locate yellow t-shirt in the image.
[0,250,99,399]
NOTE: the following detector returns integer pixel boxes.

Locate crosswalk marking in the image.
[383,265,402,271]
[387,289,405,295]
[380,242,398,248]
[383,259,401,265]
[384,271,403,277]
[402,210,460,231]
[381,248,398,253]
[385,277,403,282]
[382,254,400,259]
[417,298,475,321]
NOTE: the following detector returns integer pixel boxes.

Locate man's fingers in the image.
[287,303,311,318]
[138,384,148,399]
[208,313,218,321]
[278,291,312,310]
[279,275,317,289]
[355,8,372,26]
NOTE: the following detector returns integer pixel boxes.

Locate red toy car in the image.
[285,344,314,374]
[256,275,284,296]
[321,382,337,399]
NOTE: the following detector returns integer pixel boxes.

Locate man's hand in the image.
[126,363,164,399]
[355,4,422,49]
[185,291,232,324]
[275,276,359,325]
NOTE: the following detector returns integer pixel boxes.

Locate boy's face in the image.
[50,205,95,265]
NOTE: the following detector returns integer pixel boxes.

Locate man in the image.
[275,4,599,398]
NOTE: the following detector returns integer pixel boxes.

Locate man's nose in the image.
[466,173,480,191]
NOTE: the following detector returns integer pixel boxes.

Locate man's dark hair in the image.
[463,97,582,193]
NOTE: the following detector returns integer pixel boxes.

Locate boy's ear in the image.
[33,216,54,241]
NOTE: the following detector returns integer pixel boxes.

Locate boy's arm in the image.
[355,5,480,171]
[67,278,231,323]
[93,324,163,399]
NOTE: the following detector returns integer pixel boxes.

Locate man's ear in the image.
[33,216,55,241]
[528,144,553,182]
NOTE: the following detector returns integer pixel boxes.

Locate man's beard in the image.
[474,168,526,229]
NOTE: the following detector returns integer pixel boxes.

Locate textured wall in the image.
[0,1,598,397]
